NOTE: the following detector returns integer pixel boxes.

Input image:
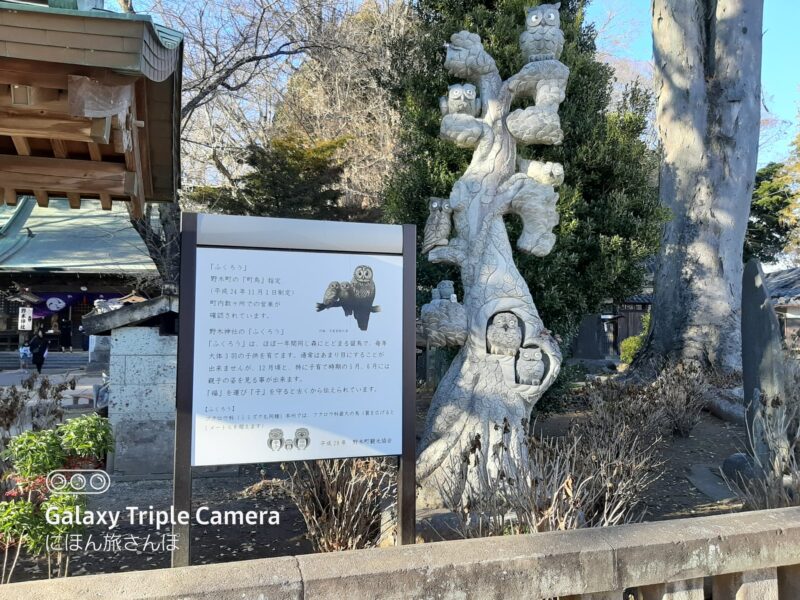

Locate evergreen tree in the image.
[383,0,664,338]
[186,137,350,221]
[745,162,798,263]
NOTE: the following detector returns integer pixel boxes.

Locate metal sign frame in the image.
[171,213,416,567]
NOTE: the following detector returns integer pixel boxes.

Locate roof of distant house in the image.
[0,196,156,273]
[765,267,800,306]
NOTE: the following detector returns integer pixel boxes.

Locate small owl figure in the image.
[517,347,545,385]
[338,281,353,316]
[439,83,481,117]
[316,281,341,312]
[520,3,564,63]
[422,197,453,254]
[351,265,377,331]
[486,312,523,357]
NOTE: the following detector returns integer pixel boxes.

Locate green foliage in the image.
[383,0,664,335]
[534,362,587,415]
[3,430,64,479]
[28,493,85,557]
[620,311,650,364]
[185,137,362,221]
[58,414,114,461]
[745,162,798,263]
[0,499,37,547]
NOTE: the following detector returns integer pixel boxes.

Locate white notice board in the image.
[191,246,404,466]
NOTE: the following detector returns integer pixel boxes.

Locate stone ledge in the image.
[2,507,800,599]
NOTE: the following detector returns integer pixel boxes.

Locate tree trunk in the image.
[643,0,763,372]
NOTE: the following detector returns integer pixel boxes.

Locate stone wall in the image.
[3,507,800,599]
[108,326,177,478]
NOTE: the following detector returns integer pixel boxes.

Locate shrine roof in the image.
[0,195,155,274]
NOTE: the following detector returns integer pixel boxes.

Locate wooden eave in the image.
[0,2,182,217]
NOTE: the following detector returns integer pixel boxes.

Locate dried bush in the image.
[724,403,800,510]
[440,405,663,538]
[282,458,396,552]
[649,362,708,437]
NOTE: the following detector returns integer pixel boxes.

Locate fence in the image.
[2,506,799,599]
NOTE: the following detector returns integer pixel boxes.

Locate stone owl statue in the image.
[439,83,481,117]
[517,347,545,385]
[351,265,377,331]
[486,312,523,357]
[422,197,453,253]
[520,3,564,63]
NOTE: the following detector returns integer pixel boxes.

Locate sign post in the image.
[18,307,32,331]
[172,213,416,566]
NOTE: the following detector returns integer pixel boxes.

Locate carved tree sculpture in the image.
[416,26,569,508]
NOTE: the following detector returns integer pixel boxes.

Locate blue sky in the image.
[585,0,800,166]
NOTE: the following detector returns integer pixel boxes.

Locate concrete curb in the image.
[2,507,800,599]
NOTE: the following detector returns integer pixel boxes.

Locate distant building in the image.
[0,197,156,349]
[765,267,800,350]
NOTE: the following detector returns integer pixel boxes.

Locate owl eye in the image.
[442,201,450,210]
[449,88,463,99]
[431,201,439,209]
[530,13,542,25]
[546,11,557,23]
[463,88,476,100]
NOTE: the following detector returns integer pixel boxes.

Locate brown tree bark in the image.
[642,0,763,372]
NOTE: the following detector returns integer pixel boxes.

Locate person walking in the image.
[60,317,73,352]
[29,329,47,374]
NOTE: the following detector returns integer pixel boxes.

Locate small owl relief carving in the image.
[486,312,523,357]
[440,83,482,117]
[422,197,453,253]
[517,347,545,385]
[520,3,564,63]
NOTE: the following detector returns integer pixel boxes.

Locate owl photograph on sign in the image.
[316,264,381,331]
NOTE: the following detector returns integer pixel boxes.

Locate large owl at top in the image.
[351,265,377,331]
[520,3,564,63]
[422,197,453,254]
[440,83,481,117]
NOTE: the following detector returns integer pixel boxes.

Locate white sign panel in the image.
[18,307,33,331]
[191,247,404,466]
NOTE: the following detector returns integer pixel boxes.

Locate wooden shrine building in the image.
[0,0,182,218]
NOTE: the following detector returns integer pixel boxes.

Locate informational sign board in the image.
[172,213,416,567]
[191,247,404,465]
[18,307,33,331]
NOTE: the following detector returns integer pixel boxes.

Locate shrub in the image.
[0,499,37,584]
[282,458,396,552]
[440,399,664,538]
[620,312,650,365]
[651,362,708,437]
[3,430,64,481]
[58,414,114,462]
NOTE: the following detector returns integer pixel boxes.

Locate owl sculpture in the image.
[486,312,523,357]
[439,83,481,117]
[351,265,377,331]
[517,347,545,385]
[422,197,453,254]
[520,3,564,63]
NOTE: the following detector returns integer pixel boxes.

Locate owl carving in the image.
[439,83,481,117]
[517,347,545,385]
[351,265,377,331]
[520,3,564,63]
[486,312,523,357]
[422,197,453,254]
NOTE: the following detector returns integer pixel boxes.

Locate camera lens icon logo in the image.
[47,470,110,495]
